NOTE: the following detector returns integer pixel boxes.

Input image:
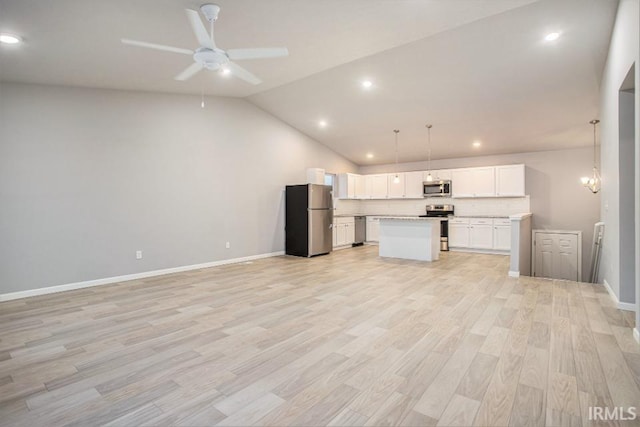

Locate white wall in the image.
[359,147,601,280]
[0,82,357,294]
[597,0,639,310]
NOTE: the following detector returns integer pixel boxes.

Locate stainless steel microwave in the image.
[423,180,452,197]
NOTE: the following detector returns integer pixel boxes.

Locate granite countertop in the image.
[453,215,510,219]
[378,216,442,221]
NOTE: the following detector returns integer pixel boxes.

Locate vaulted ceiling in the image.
[0,0,618,164]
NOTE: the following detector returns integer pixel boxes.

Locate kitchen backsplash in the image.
[335,196,530,217]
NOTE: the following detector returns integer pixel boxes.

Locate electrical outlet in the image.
[225,242,230,249]
[136,250,143,260]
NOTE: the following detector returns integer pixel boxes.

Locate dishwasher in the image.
[353,216,366,247]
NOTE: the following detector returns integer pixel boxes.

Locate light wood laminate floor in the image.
[1,246,639,426]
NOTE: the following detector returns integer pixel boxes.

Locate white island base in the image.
[378,217,442,262]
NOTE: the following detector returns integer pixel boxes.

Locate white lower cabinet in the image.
[449,217,511,251]
[449,218,470,248]
[334,217,355,247]
[493,219,512,251]
[366,217,380,242]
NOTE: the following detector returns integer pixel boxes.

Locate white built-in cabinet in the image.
[452,167,495,198]
[336,164,524,200]
[405,171,424,198]
[366,217,380,242]
[370,174,388,199]
[337,173,357,199]
[333,217,355,247]
[469,218,494,249]
[424,169,452,182]
[387,173,406,198]
[493,218,512,250]
[449,217,511,252]
[495,165,525,197]
[449,218,471,247]
[354,174,366,198]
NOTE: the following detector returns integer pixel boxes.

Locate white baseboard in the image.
[508,271,520,278]
[634,328,640,344]
[602,279,637,312]
[449,247,510,256]
[0,251,285,302]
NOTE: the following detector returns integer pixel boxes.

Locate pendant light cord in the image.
[394,130,400,173]
[590,119,599,170]
[426,124,433,172]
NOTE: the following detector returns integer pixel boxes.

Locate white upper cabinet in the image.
[404,171,424,198]
[337,173,357,199]
[371,174,389,199]
[354,174,366,199]
[423,169,451,182]
[452,167,495,198]
[473,167,496,197]
[495,164,525,197]
[451,169,476,198]
[336,164,524,199]
[387,173,406,198]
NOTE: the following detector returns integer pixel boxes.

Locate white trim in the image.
[602,279,637,312]
[508,271,520,278]
[634,328,640,344]
[0,251,285,302]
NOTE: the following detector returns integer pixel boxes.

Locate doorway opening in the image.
[618,64,636,309]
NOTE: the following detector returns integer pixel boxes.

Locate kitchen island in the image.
[378,217,443,261]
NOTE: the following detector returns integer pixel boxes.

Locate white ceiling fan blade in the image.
[174,62,203,81]
[185,9,214,49]
[226,62,262,85]
[226,48,289,60]
[121,39,193,55]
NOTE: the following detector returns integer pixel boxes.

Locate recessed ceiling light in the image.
[0,33,21,44]
[361,80,373,89]
[366,153,374,159]
[318,120,328,128]
[220,67,231,76]
[473,140,482,148]
[544,32,561,42]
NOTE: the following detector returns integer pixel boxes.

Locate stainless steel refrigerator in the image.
[285,184,333,257]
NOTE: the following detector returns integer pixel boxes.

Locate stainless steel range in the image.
[420,204,454,251]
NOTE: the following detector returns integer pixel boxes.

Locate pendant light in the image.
[580,119,601,193]
[393,129,400,184]
[425,124,433,182]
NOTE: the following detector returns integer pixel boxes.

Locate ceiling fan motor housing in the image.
[200,3,220,22]
[193,47,228,70]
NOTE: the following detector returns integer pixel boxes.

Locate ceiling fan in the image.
[121,3,288,85]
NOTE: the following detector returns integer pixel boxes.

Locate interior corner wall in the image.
[359,147,601,281]
[0,82,357,295]
[597,0,639,307]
